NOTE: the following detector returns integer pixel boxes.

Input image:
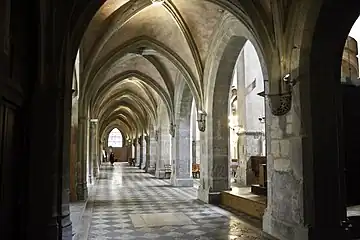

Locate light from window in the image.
[108,128,123,147]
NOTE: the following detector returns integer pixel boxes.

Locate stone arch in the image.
[199,12,269,203]
[82,37,202,112]
[100,107,144,135]
[98,97,153,129]
[97,93,157,129]
[107,128,124,148]
[91,71,172,124]
[102,122,131,144]
[297,0,360,235]
[171,80,194,186]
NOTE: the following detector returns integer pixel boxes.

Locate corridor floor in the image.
[83,162,272,240]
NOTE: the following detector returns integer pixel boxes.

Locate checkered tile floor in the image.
[86,162,271,240]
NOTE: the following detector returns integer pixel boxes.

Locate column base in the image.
[76,182,88,201]
[197,188,221,205]
[171,178,193,187]
[93,168,99,179]
[147,166,155,174]
[61,214,73,240]
[155,170,165,179]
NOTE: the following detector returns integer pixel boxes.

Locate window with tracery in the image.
[108,128,123,147]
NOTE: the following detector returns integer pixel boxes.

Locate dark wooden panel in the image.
[341,84,360,206]
[0,101,18,238]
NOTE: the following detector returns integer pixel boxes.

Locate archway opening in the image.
[301,0,360,237]
[340,15,360,236]
[206,34,269,221]
[107,128,129,163]
[227,40,267,190]
[108,128,123,148]
[190,99,201,185]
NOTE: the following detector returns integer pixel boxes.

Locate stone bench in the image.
[192,164,200,178]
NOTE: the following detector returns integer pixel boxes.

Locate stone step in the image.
[220,187,267,219]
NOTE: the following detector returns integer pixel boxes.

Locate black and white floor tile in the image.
[84,163,272,240]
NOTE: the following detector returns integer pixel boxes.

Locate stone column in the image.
[60,83,75,240]
[155,127,171,178]
[76,116,88,200]
[136,138,141,167]
[142,137,147,169]
[171,123,193,186]
[86,119,93,184]
[69,98,78,202]
[89,119,99,179]
[235,49,248,186]
[139,137,144,169]
[144,136,150,171]
[148,134,157,173]
[197,107,231,204]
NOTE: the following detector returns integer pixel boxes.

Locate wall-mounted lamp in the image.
[155,130,159,141]
[197,111,207,132]
[90,119,98,123]
[258,73,299,116]
[229,124,245,136]
[258,116,265,123]
[169,123,176,137]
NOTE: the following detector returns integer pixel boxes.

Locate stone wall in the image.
[262,83,307,240]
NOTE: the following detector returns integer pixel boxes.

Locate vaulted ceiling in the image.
[80,0,273,139]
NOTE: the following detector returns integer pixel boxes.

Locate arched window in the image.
[108,128,123,147]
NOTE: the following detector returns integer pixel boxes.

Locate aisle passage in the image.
[86,163,271,240]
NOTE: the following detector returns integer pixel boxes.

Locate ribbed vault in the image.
[80,0,274,140]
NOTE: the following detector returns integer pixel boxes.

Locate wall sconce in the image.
[197,111,207,132]
[258,73,299,116]
[235,125,245,136]
[258,116,265,123]
[155,130,159,141]
[169,123,176,137]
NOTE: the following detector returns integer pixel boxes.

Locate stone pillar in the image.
[136,138,141,167]
[69,97,79,202]
[142,137,147,169]
[60,84,75,240]
[195,140,201,164]
[155,127,171,178]
[89,119,99,179]
[235,49,248,186]
[86,119,93,184]
[132,139,136,163]
[76,116,88,200]
[148,135,157,173]
[144,136,150,171]
[198,106,230,204]
[171,123,193,187]
[139,137,144,169]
